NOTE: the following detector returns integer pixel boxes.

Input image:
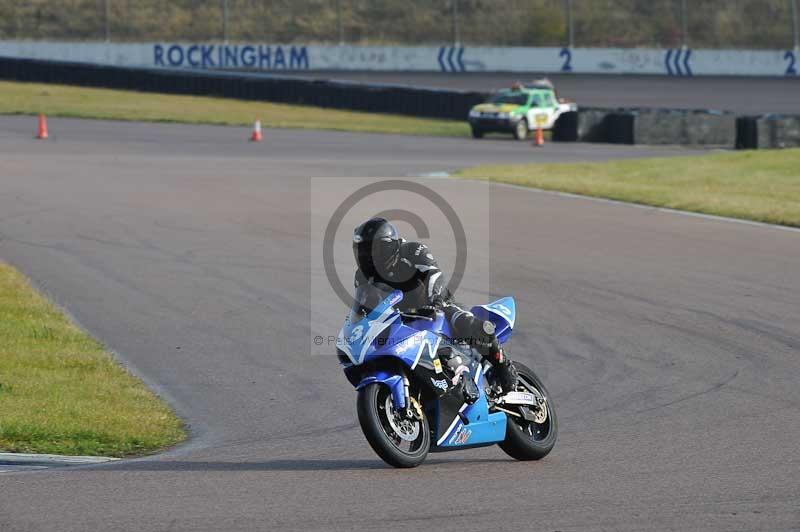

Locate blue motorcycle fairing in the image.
[338,289,404,365]
[434,363,507,448]
[384,328,441,370]
[471,296,516,344]
[339,291,450,371]
[355,372,406,409]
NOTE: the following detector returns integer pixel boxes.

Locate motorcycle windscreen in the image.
[470,296,516,344]
[338,284,403,365]
[348,281,399,323]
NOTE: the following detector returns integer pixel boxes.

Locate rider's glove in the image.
[430,294,447,309]
[416,305,439,318]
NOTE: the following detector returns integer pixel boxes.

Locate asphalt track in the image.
[281,72,800,115]
[1,117,799,531]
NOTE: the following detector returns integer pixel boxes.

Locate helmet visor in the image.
[353,236,398,277]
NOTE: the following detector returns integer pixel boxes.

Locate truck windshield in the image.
[489,92,528,106]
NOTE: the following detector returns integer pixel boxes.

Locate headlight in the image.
[497,112,510,119]
[469,110,480,118]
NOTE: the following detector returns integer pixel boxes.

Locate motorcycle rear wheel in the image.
[357,383,430,468]
[497,361,557,461]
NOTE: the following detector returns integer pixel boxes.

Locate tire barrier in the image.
[632,110,736,146]
[556,108,739,147]
[735,115,800,149]
[0,56,486,121]
[755,115,800,149]
[578,111,614,142]
[551,111,579,142]
[605,113,636,145]
[1,55,797,149]
[736,117,759,149]
[552,109,622,143]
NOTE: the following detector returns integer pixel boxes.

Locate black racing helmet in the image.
[353,217,400,278]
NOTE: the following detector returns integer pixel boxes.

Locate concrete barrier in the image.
[1,41,798,76]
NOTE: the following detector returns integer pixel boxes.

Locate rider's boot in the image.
[488,342,519,394]
[443,348,480,404]
[462,376,480,404]
[478,321,519,393]
[446,307,519,394]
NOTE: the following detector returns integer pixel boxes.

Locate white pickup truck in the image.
[468,79,577,140]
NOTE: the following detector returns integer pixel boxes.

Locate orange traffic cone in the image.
[250,119,263,142]
[533,127,544,147]
[36,114,49,140]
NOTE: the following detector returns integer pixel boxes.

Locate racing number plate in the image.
[500,391,537,406]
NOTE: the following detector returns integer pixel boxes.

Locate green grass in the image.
[455,150,800,227]
[0,81,469,137]
[0,262,186,457]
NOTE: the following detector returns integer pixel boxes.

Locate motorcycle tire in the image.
[497,361,557,461]
[357,382,430,468]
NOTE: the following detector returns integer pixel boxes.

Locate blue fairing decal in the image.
[478,297,515,328]
[338,290,403,365]
[390,330,441,369]
[470,297,515,344]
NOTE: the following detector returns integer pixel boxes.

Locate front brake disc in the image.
[385,395,420,442]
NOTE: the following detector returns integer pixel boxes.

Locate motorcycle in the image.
[336,284,557,468]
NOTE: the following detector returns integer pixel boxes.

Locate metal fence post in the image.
[680,0,688,47]
[103,0,110,42]
[336,0,344,44]
[791,0,799,51]
[452,0,460,45]
[222,0,229,43]
[565,0,574,47]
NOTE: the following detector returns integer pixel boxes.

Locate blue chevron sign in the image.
[665,48,693,76]
[438,46,466,72]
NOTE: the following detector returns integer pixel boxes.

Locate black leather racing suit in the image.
[354,240,497,357]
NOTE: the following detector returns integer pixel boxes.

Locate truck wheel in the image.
[471,127,484,139]
[513,119,528,141]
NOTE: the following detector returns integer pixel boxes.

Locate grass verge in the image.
[455,149,800,227]
[0,80,469,137]
[0,262,186,457]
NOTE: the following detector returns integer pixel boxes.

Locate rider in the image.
[352,217,518,393]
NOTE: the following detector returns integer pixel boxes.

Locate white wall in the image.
[0,41,796,77]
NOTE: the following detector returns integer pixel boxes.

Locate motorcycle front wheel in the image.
[497,361,558,461]
[356,383,430,468]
